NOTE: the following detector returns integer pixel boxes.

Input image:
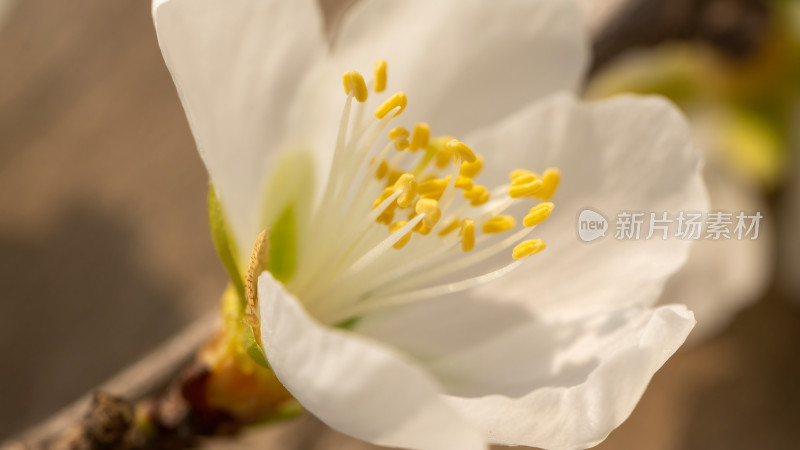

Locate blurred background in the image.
[0,0,798,448]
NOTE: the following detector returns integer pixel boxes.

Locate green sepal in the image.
[243,323,270,368]
[268,204,297,283]
[208,183,246,309]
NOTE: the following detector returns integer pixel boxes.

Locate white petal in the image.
[291,0,588,161]
[660,162,771,343]
[435,305,695,449]
[334,0,588,134]
[153,0,327,253]
[258,271,486,450]
[464,93,709,315]
[355,293,537,362]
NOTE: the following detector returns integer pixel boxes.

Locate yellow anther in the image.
[388,126,410,141]
[420,174,438,183]
[418,176,450,197]
[373,59,387,93]
[375,91,407,118]
[433,137,455,167]
[482,215,517,234]
[394,139,410,151]
[375,159,389,180]
[342,70,368,103]
[511,173,538,186]
[510,169,538,182]
[386,169,404,187]
[446,140,477,163]
[512,239,546,259]
[536,168,561,200]
[523,202,555,227]
[460,219,475,252]
[377,206,396,225]
[409,123,430,152]
[393,173,418,208]
[415,198,441,228]
[472,192,490,206]
[415,224,433,235]
[389,220,412,249]
[508,178,543,198]
[454,176,473,191]
[464,185,490,206]
[460,157,483,178]
[435,149,453,167]
[438,217,461,236]
[372,187,396,209]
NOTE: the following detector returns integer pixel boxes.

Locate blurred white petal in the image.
[153,0,327,253]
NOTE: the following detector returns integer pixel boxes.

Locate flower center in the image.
[285,60,559,325]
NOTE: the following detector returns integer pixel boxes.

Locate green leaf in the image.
[244,324,270,368]
[208,184,246,309]
[268,204,297,283]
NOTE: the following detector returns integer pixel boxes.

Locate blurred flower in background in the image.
[583,0,800,340]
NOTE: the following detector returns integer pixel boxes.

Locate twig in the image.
[2,312,219,450]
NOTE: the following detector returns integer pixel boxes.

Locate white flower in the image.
[153,0,708,449]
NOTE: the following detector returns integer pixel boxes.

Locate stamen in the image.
[342,71,368,103]
[508,177,543,198]
[375,92,407,118]
[409,123,430,152]
[460,218,475,251]
[338,257,528,321]
[373,59,387,93]
[446,139,477,163]
[510,168,537,181]
[512,239,546,259]
[482,215,516,234]
[389,220,412,249]
[375,159,389,179]
[343,214,425,277]
[460,157,483,178]
[418,176,450,199]
[438,217,461,236]
[372,187,396,209]
[388,126,409,141]
[393,173,418,208]
[523,202,555,227]
[295,60,558,326]
[386,168,404,187]
[415,198,441,228]
[434,138,455,167]
[536,168,560,200]
[394,139,410,151]
[464,185,490,206]
[454,176,473,191]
